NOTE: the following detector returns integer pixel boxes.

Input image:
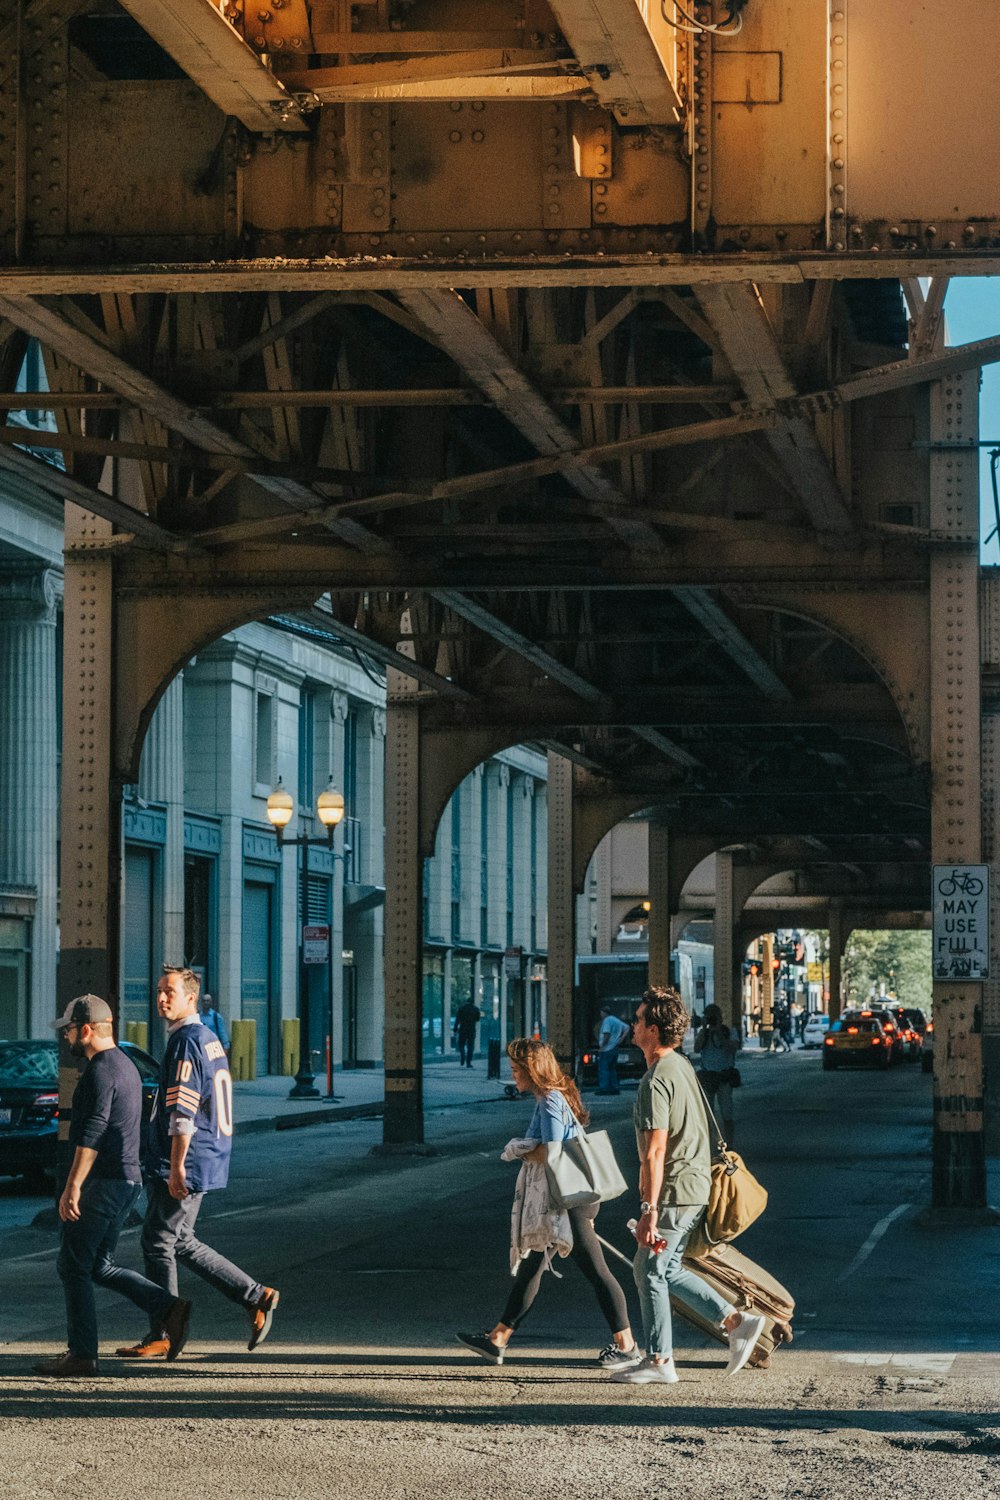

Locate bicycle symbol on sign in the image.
[937,869,984,898]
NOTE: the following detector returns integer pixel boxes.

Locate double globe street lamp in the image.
[266,777,347,1099]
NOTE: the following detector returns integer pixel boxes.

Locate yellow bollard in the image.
[244,1018,256,1080]
[229,1022,244,1080]
[230,1019,257,1081]
[124,1021,149,1052]
[282,1018,300,1077]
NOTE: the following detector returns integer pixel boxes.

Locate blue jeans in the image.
[633,1205,731,1358]
[57,1178,175,1361]
[597,1048,620,1092]
[140,1177,262,1334]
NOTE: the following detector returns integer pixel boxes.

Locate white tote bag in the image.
[545,1126,629,1210]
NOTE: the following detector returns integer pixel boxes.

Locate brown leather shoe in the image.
[163,1298,192,1363]
[33,1351,97,1377]
[247,1287,280,1351]
[115,1337,170,1359]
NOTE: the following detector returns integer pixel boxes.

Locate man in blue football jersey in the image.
[116,966,279,1359]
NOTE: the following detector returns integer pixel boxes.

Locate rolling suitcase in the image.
[676,1241,794,1369]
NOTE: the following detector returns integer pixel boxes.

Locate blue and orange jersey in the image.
[146,1020,234,1192]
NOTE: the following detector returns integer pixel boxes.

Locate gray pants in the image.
[141,1177,263,1334]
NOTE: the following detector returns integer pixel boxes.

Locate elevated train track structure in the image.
[3,0,1000,1211]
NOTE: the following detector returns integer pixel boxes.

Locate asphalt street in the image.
[2,1049,1000,1500]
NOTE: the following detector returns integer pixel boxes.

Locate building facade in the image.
[0,488,549,1066]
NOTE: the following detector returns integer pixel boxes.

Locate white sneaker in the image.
[725,1312,766,1374]
[610,1355,679,1385]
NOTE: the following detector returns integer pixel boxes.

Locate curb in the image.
[232,1089,512,1137]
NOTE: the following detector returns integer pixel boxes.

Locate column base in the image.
[915,1204,1000,1229]
[370,1142,438,1157]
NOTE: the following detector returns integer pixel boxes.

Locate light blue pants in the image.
[633,1205,731,1357]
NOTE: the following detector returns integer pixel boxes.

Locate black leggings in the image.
[500,1202,630,1335]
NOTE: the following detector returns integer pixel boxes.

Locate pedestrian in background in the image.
[596,1006,631,1094]
[34,995,190,1377]
[200,991,230,1058]
[116,966,279,1360]
[612,987,764,1386]
[693,1003,741,1145]
[769,1004,792,1054]
[456,1037,642,1371]
[453,998,482,1068]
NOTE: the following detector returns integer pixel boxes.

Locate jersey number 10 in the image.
[214,1070,234,1137]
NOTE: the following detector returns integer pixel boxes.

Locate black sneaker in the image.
[597,1342,644,1370]
[456,1330,505,1365]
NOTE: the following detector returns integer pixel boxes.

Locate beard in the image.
[68,1039,86,1058]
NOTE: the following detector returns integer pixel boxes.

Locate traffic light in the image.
[742,958,762,978]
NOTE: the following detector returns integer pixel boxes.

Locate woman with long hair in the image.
[455,1037,641,1370]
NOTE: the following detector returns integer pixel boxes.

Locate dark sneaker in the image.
[163,1298,192,1363]
[248,1287,280,1352]
[597,1342,644,1370]
[115,1337,169,1359]
[33,1351,97,1377]
[456,1330,505,1365]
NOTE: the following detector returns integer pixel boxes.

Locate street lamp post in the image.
[267,777,346,1099]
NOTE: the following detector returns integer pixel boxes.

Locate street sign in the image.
[932,866,989,981]
[806,962,823,983]
[504,947,523,979]
[302,924,330,965]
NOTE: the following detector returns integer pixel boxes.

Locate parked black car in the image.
[0,1038,159,1182]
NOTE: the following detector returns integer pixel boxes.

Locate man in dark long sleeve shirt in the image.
[33,995,192,1377]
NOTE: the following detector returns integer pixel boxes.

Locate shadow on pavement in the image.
[0,1372,995,1437]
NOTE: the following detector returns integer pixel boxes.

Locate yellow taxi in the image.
[822,1012,893,1071]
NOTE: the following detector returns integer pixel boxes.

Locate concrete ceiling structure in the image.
[3,0,1000,1208]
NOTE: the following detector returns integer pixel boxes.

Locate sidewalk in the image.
[233,1057,508,1134]
[232,1036,796,1134]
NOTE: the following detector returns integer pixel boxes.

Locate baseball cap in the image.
[51,995,114,1030]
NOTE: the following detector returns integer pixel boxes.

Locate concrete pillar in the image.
[483,761,507,949]
[546,751,575,1069]
[713,851,737,1029]
[442,945,453,1055]
[648,822,671,988]
[929,370,987,1212]
[0,565,60,1036]
[329,690,348,1070]
[382,669,424,1144]
[138,675,185,962]
[827,901,846,1023]
[594,833,612,954]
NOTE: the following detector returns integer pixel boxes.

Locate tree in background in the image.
[841,930,932,1012]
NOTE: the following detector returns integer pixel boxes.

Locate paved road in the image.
[2,1050,999,1499]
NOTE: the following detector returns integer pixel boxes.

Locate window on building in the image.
[529,782,538,953]
[451,794,461,943]
[481,775,489,947]
[298,690,315,811]
[506,783,514,948]
[254,692,274,789]
[184,855,214,990]
[344,707,358,809]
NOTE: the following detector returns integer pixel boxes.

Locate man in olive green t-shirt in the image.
[610,986,764,1386]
